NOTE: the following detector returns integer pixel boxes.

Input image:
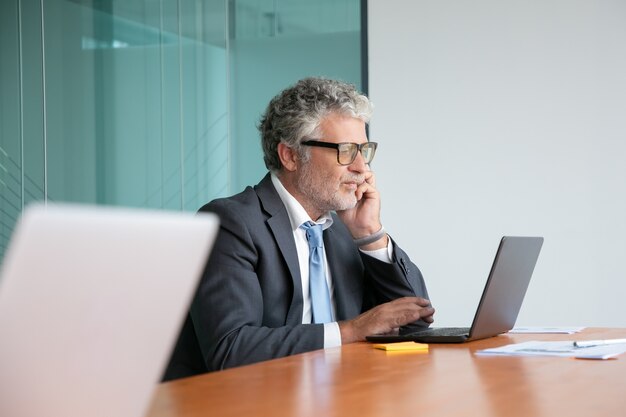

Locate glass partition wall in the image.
[0,0,364,264]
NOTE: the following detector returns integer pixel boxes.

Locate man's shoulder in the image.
[198,185,260,214]
[197,174,278,218]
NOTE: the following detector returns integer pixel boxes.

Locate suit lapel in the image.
[255,174,303,325]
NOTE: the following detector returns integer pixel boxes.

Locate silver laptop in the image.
[367,236,544,343]
[0,203,219,417]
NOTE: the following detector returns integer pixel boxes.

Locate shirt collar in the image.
[270,173,333,231]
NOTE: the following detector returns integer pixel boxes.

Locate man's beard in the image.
[296,161,363,212]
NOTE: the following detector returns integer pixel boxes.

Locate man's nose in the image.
[348,149,368,172]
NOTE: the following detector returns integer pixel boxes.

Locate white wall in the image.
[368,0,626,327]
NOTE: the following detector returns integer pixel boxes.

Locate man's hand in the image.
[337,170,388,250]
[338,297,435,344]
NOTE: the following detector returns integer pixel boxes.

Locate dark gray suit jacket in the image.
[191,173,429,371]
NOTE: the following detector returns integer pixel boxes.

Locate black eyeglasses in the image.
[301,140,378,165]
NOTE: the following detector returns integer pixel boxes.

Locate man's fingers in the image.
[415,297,432,307]
[355,181,371,201]
[342,297,436,342]
[393,296,432,308]
[422,314,435,324]
[386,301,435,327]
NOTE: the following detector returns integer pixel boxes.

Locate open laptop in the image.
[0,203,219,417]
[366,236,544,344]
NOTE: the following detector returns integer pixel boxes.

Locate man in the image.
[190,77,434,372]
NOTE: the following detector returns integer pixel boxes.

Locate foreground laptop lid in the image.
[0,204,219,417]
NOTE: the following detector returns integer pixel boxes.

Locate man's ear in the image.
[277,142,298,172]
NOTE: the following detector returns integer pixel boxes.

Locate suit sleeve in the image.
[191,200,324,371]
[360,236,432,328]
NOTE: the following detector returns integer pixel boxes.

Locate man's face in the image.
[295,114,369,216]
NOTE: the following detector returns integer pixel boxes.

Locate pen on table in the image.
[573,338,626,348]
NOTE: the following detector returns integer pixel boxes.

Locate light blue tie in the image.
[301,221,333,324]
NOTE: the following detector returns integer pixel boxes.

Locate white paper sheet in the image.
[476,340,626,360]
[508,326,585,334]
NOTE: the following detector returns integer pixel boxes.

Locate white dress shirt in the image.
[271,174,393,348]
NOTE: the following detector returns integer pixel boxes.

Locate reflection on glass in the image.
[43,0,228,210]
[229,0,363,191]
[0,0,362,264]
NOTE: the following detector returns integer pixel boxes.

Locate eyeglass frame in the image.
[301,140,378,166]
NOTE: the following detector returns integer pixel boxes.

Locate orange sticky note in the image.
[373,342,429,352]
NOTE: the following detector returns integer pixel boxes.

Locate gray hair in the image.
[258,77,373,172]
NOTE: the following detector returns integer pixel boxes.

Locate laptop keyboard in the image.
[407,327,471,337]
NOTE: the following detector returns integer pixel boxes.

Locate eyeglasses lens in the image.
[337,144,358,165]
[361,143,376,163]
[335,143,377,165]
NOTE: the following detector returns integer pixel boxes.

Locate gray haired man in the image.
[183,77,434,373]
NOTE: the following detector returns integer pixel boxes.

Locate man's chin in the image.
[332,197,358,212]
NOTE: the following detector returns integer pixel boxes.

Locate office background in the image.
[2,0,624,329]
[370,0,626,327]
[0,0,364,263]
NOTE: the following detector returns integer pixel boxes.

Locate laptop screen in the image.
[0,204,219,417]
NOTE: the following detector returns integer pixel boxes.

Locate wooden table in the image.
[147,328,626,417]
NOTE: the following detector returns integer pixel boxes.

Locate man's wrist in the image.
[359,235,392,260]
[338,321,357,344]
[353,226,386,247]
